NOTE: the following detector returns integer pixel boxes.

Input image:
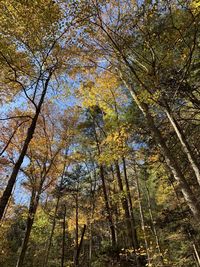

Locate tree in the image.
[0,0,77,220]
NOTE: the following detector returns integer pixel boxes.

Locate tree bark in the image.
[115,161,139,249]
[61,205,67,267]
[122,158,139,247]
[135,169,151,266]
[74,224,86,267]
[75,192,79,261]
[44,150,68,267]
[43,196,60,267]
[168,175,200,266]
[16,190,40,267]
[88,222,92,267]
[165,107,200,187]
[193,243,200,267]
[145,183,165,265]
[92,116,116,247]
[99,164,117,247]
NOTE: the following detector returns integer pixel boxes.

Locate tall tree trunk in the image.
[193,243,200,267]
[44,151,68,267]
[0,72,52,220]
[74,225,86,267]
[115,161,139,249]
[92,119,116,246]
[135,169,151,266]
[110,166,120,244]
[16,190,40,267]
[43,195,60,267]
[61,205,67,267]
[115,161,142,267]
[164,107,200,187]
[88,169,96,267]
[122,158,139,247]
[88,222,92,267]
[75,192,79,261]
[145,183,165,265]
[0,182,16,227]
[99,165,117,247]
[168,175,200,266]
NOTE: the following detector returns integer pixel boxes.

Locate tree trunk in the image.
[115,161,139,249]
[44,151,68,267]
[193,243,200,267]
[110,166,120,244]
[122,158,139,247]
[88,222,92,267]
[75,192,79,261]
[0,72,52,220]
[43,196,60,267]
[88,170,96,267]
[145,183,165,265]
[100,164,117,247]
[0,182,16,226]
[135,169,151,266]
[92,119,116,247]
[16,190,40,267]
[168,175,200,266]
[165,107,200,187]
[74,224,86,267]
[61,205,67,267]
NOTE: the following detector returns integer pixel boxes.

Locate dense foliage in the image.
[0,1,200,266]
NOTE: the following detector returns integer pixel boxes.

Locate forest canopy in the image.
[0,1,200,266]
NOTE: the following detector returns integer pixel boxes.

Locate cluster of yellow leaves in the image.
[0,0,61,50]
[0,0,62,103]
[78,72,127,114]
[68,210,87,233]
[98,127,129,164]
[190,0,200,13]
